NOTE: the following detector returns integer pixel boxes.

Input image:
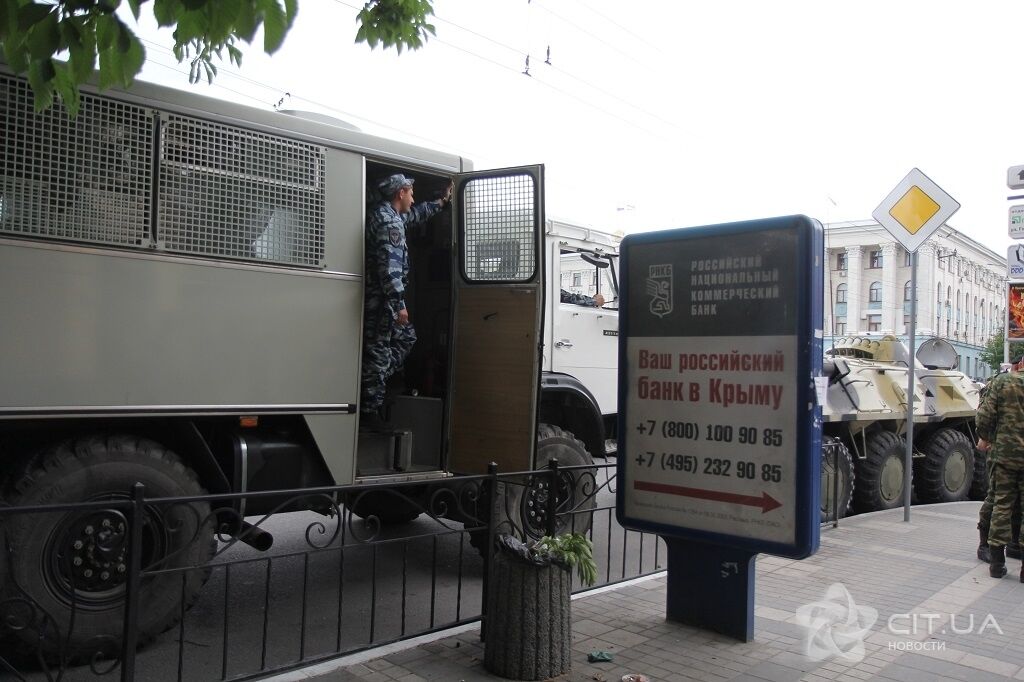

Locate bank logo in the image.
[795,583,878,663]
[646,264,673,318]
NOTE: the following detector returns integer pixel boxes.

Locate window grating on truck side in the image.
[462,174,536,282]
[157,115,326,267]
[0,75,154,247]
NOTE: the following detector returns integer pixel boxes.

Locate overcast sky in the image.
[133,0,1024,257]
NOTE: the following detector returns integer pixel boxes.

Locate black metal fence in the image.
[0,459,666,681]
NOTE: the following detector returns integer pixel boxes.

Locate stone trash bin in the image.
[484,535,572,680]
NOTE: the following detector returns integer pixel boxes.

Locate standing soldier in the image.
[361,174,450,423]
[975,363,1022,563]
[976,354,1024,579]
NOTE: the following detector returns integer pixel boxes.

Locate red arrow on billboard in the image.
[634,480,782,513]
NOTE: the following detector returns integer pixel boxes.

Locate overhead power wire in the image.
[329,0,685,142]
[561,0,666,57]
[139,37,476,156]
[528,1,652,69]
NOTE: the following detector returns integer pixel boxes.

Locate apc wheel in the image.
[969,448,988,501]
[821,437,854,522]
[915,429,974,503]
[503,424,597,541]
[1,436,214,659]
[854,432,907,512]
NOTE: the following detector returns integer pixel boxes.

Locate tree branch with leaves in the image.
[0,0,435,116]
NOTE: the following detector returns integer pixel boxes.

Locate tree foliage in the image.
[0,0,435,116]
[980,328,1024,371]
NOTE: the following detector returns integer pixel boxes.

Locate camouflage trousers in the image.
[360,296,416,413]
[985,459,1024,549]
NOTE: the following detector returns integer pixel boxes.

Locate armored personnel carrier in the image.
[821,335,981,518]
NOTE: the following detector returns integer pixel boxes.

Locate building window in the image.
[836,252,847,270]
[835,318,846,335]
[869,281,882,303]
[868,315,881,332]
[903,313,911,331]
[903,281,912,301]
[572,272,581,287]
[904,250,912,266]
[869,250,882,268]
[938,252,945,270]
[836,283,847,303]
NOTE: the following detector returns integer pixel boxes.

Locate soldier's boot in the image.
[1009,526,1022,559]
[978,528,991,563]
[990,545,1007,579]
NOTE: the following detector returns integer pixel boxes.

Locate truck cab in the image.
[540,220,622,457]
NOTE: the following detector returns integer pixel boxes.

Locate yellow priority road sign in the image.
[871,168,960,253]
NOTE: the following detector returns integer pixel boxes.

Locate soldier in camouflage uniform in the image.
[361,174,450,420]
[975,453,1021,563]
[560,289,605,307]
[976,354,1024,579]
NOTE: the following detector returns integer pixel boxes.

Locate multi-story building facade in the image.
[825,220,1007,380]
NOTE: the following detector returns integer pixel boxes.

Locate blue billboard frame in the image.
[615,215,823,560]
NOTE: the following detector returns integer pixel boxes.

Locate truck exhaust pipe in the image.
[235,520,274,551]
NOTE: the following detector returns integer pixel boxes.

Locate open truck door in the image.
[448,166,544,474]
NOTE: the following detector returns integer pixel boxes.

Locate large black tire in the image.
[854,432,907,513]
[0,435,215,659]
[914,429,974,504]
[970,448,989,501]
[501,424,597,541]
[821,437,854,522]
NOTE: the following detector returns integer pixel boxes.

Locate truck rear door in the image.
[448,166,544,474]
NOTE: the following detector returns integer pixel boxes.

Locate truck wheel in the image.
[347,488,423,525]
[1,435,215,659]
[970,448,988,501]
[853,432,907,512]
[470,424,598,556]
[914,429,974,504]
[821,437,854,521]
[506,424,597,541]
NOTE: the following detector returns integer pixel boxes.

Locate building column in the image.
[881,242,899,335]
[846,246,863,335]
[916,242,936,337]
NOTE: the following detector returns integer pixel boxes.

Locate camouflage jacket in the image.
[365,200,442,311]
[977,370,1024,462]
[560,289,599,306]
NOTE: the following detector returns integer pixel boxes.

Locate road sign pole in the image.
[904,253,917,522]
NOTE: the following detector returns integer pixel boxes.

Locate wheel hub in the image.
[523,479,551,534]
[880,456,904,502]
[63,512,129,593]
[943,451,968,492]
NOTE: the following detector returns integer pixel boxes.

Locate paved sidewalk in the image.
[275,502,1024,682]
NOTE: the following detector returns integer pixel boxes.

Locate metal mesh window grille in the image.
[0,75,154,247]
[462,174,536,282]
[157,115,326,267]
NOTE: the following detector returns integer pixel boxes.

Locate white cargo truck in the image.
[541,220,621,455]
[0,69,600,651]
